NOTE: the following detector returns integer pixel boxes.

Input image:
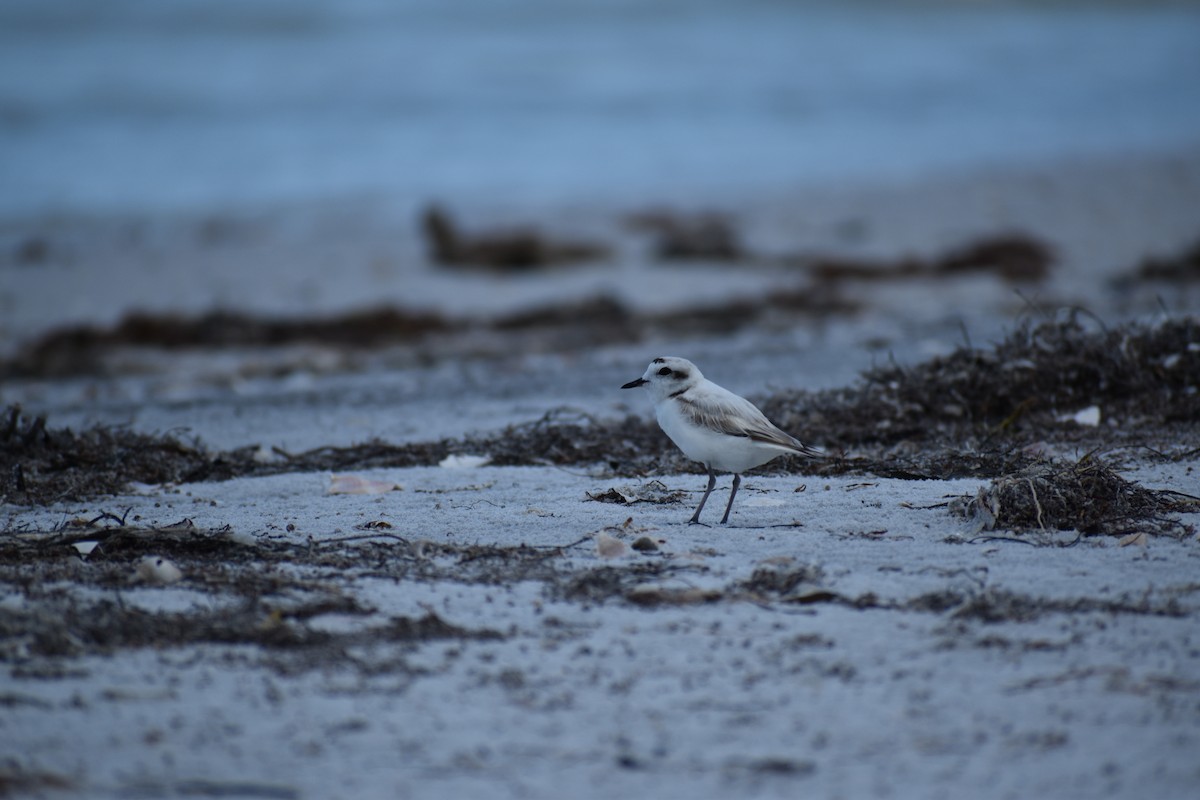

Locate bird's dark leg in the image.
[689,466,718,525]
[720,473,742,524]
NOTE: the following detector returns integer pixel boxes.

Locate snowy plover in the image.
[622,357,821,524]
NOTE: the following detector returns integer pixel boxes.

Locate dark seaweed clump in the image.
[0,407,223,505]
[1,308,452,379]
[763,312,1200,452]
[0,294,858,381]
[1112,236,1200,287]
[952,457,1197,537]
[803,233,1053,284]
[484,314,1200,482]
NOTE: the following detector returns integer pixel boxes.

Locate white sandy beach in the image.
[3,146,1200,799]
[2,460,1198,799]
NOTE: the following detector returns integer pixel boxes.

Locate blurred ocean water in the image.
[2,0,1199,215]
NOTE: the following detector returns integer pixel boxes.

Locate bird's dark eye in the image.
[658,367,672,376]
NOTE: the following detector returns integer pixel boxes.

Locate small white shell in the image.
[72,541,99,557]
[438,454,492,469]
[327,474,403,495]
[136,556,183,585]
[1070,406,1101,426]
[595,532,628,559]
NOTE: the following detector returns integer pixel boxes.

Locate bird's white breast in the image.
[655,397,783,474]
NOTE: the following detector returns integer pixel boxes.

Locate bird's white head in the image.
[621,356,704,402]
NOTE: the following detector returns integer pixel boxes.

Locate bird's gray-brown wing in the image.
[675,389,822,458]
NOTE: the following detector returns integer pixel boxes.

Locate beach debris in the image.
[1058,405,1101,427]
[10,235,52,265]
[438,454,492,469]
[135,555,184,585]
[2,308,450,377]
[1112,236,1200,286]
[252,444,289,464]
[737,563,826,600]
[595,532,629,559]
[630,536,659,552]
[127,481,169,495]
[421,205,610,270]
[951,458,1197,536]
[327,474,403,495]
[586,480,687,505]
[2,318,1195,509]
[225,528,257,547]
[625,584,722,606]
[72,541,100,557]
[0,290,854,384]
[761,314,1200,469]
[414,480,495,494]
[0,405,222,506]
[728,758,817,778]
[802,233,1053,284]
[625,209,744,261]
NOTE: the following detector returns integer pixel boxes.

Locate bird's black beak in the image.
[621,378,647,389]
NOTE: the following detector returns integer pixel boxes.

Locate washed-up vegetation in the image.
[1,228,1063,381]
[951,456,1197,537]
[3,316,1197,536]
[2,511,1189,673]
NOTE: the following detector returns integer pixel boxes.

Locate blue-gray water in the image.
[2,0,1199,215]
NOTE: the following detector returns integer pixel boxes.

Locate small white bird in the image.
[622,356,821,524]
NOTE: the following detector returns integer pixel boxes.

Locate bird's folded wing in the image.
[676,393,822,457]
[745,426,824,458]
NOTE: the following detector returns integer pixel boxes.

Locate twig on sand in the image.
[968,535,1038,546]
[1027,478,1046,529]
